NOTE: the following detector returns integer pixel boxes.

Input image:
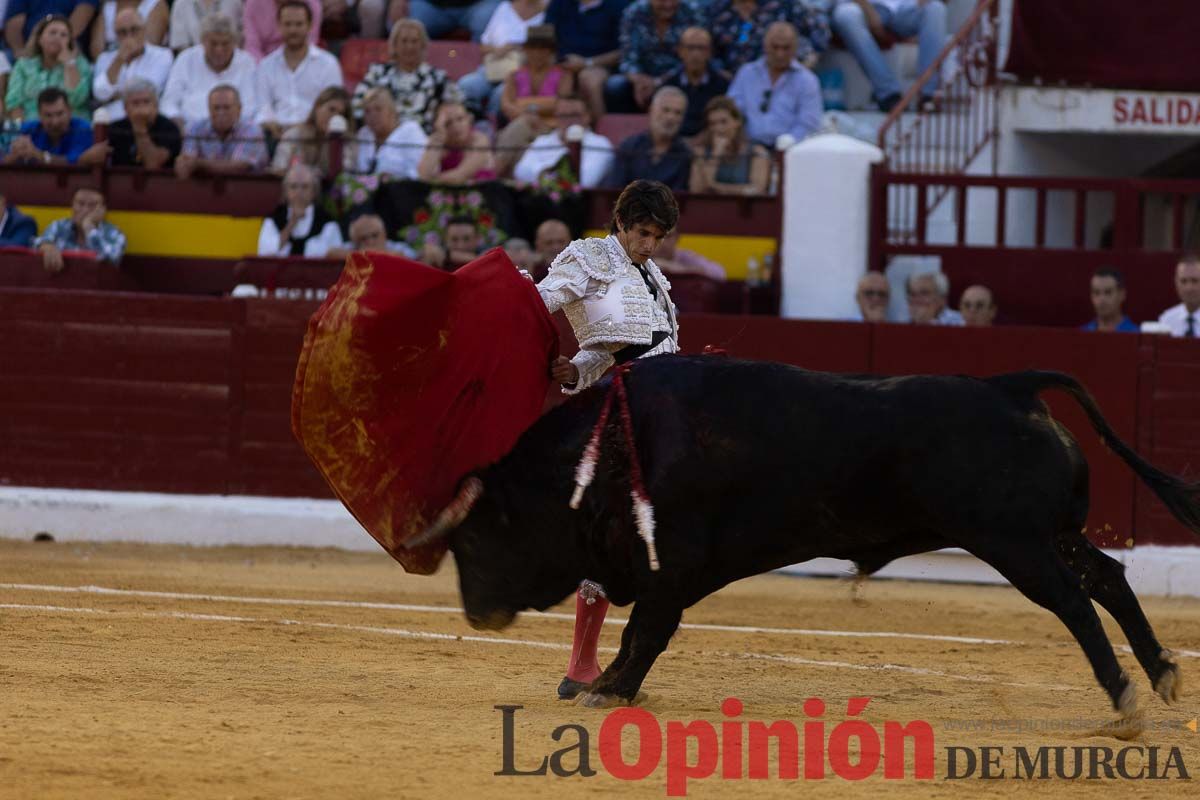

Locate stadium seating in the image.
[595,113,648,146]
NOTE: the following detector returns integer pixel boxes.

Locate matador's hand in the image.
[550,355,579,385]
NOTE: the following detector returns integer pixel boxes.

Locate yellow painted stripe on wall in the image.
[26,206,261,259]
[584,229,777,280]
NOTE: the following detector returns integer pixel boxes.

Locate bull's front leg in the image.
[577,600,682,708]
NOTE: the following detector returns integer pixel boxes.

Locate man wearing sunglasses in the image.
[726,21,821,148]
[92,9,174,121]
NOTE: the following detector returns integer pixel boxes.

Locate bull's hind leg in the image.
[966,539,1137,722]
[577,600,683,708]
[1057,531,1182,704]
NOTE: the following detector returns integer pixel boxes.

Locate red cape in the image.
[292,249,558,574]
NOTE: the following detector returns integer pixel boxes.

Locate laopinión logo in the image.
[496,696,935,796]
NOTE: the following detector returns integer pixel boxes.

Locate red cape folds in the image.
[292,249,558,574]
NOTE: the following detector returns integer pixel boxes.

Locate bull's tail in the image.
[990,370,1200,538]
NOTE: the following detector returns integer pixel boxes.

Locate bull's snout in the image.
[466,608,517,631]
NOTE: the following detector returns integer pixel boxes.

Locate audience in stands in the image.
[604,85,689,190]
[409,0,502,42]
[92,9,173,120]
[352,18,462,132]
[329,212,416,257]
[0,189,38,247]
[605,0,700,113]
[322,0,386,40]
[497,24,569,125]
[4,0,96,56]
[107,78,181,166]
[175,84,267,177]
[35,185,127,268]
[907,271,962,325]
[243,0,319,60]
[161,12,257,126]
[502,235,533,269]
[830,0,946,113]
[959,284,996,327]
[709,0,829,73]
[544,0,624,121]
[659,27,728,138]
[0,53,9,114]
[5,14,92,120]
[416,99,494,183]
[853,270,889,321]
[511,93,612,188]
[4,86,106,163]
[727,21,821,148]
[255,0,342,140]
[653,228,726,280]
[271,84,351,173]
[1156,254,1200,338]
[688,95,769,195]
[1082,267,1137,332]
[458,0,545,116]
[353,84,426,177]
[168,0,244,52]
[530,216,569,278]
[89,0,168,58]
[258,162,344,256]
[421,213,481,270]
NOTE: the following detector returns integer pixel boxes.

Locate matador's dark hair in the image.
[610,180,679,235]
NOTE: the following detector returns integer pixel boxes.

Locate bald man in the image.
[531,218,572,280]
[726,22,822,147]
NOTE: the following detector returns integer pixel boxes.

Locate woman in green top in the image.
[5,15,93,122]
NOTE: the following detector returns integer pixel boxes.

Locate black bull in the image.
[409,356,1200,715]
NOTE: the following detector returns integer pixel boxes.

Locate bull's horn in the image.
[405,477,484,549]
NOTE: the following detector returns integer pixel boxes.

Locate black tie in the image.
[1187,314,1196,338]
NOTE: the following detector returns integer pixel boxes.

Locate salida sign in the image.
[1113,94,1200,128]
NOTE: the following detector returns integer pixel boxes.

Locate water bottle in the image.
[761,253,775,286]
[746,256,761,287]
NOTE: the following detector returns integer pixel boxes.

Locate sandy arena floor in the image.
[1,538,1198,799]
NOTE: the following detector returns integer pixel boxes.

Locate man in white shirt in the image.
[161,13,259,126]
[255,0,343,140]
[1157,254,1200,338]
[93,9,175,121]
[353,86,427,179]
[513,95,614,189]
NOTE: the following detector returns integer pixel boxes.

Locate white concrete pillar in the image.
[780,133,884,319]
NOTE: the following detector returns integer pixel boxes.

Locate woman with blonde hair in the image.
[271,86,356,175]
[688,96,770,196]
[4,15,93,120]
[351,18,462,133]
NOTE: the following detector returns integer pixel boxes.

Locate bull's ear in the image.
[405,477,484,549]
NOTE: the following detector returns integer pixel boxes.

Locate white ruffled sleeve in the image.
[564,347,619,395]
[536,255,593,315]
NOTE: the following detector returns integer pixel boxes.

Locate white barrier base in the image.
[2,486,1198,597]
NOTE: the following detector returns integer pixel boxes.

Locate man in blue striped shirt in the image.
[34,186,127,272]
[726,21,822,148]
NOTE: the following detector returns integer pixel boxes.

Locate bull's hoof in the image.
[576,691,646,708]
[1154,660,1182,705]
[557,677,592,701]
[1117,679,1138,718]
[1095,710,1145,741]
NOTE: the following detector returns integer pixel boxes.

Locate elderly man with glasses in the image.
[726,21,821,148]
[92,9,174,121]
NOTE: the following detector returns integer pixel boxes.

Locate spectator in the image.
[4,0,96,56]
[5,14,92,120]
[243,0,320,61]
[353,85,426,179]
[659,27,729,138]
[88,0,168,58]
[959,284,996,327]
[853,270,889,321]
[416,100,494,184]
[0,188,37,246]
[161,13,257,127]
[511,94,613,188]
[92,9,173,121]
[169,0,244,52]
[652,228,726,280]
[421,214,482,270]
[271,85,353,174]
[688,95,769,195]
[1082,267,1137,332]
[175,84,268,178]
[531,216,569,278]
[321,0,386,39]
[497,24,571,126]
[0,53,9,116]
[726,21,821,147]
[258,162,344,256]
[34,185,126,269]
[457,0,545,115]
[830,0,947,113]
[605,85,690,190]
[1157,254,1200,337]
[544,0,625,121]
[254,0,342,141]
[409,0,502,42]
[4,86,106,164]
[907,271,962,325]
[107,77,182,167]
[709,0,830,74]
[329,213,417,258]
[352,18,463,133]
[606,0,701,113]
[503,235,533,269]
